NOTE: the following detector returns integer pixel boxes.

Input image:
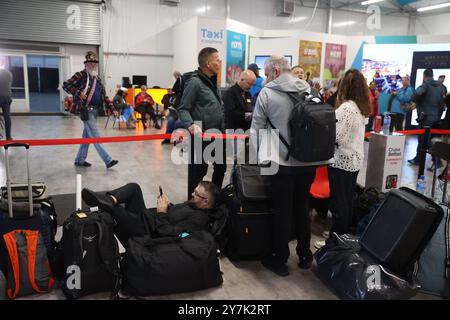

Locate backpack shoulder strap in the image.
[72,220,85,267]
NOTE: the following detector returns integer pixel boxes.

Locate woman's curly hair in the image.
[336,69,371,117]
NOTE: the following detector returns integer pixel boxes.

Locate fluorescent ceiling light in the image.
[417,2,450,12]
[196,6,211,13]
[288,16,308,23]
[333,21,356,27]
[361,0,384,5]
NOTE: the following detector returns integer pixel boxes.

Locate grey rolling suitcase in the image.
[414,142,450,298]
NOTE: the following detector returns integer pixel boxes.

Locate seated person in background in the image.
[161,107,184,145]
[81,181,225,246]
[161,90,184,145]
[134,85,161,129]
[113,87,138,129]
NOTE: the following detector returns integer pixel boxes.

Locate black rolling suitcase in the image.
[360,187,444,276]
[223,165,273,261]
[0,143,57,274]
[0,143,57,298]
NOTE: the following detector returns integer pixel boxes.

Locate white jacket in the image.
[331,100,367,172]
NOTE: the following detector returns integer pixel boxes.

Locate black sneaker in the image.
[75,161,92,167]
[261,256,289,277]
[154,123,161,130]
[408,158,419,165]
[298,250,313,269]
[106,160,119,169]
[82,188,115,212]
[161,139,171,145]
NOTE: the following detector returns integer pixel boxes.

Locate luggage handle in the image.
[4,143,33,218]
[4,143,30,150]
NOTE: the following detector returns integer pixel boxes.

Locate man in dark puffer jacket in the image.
[82,181,226,246]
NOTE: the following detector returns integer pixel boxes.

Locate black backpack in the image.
[269,92,336,162]
[352,186,385,234]
[174,71,195,108]
[58,210,120,300]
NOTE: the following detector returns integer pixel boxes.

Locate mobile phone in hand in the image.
[159,186,163,197]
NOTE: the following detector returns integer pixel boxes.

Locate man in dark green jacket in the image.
[177,47,226,198]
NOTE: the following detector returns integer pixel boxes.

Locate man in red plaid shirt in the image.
[63,51,119,169]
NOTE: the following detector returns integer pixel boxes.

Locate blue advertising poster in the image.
[226,30,246,86]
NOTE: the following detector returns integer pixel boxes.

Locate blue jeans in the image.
[165,117,184,134]
[75,110,112,165]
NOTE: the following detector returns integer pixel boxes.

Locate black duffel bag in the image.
[314,233,419,300]
[121,230,223,297]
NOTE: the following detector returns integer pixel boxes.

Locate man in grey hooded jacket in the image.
[251,55,329,276]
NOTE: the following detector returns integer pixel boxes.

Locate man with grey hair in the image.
[251,55,326,276]
[222,70,256,130]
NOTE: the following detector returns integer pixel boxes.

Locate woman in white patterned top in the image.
[328,69,371,238]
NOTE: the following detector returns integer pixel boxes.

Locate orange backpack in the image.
[3,230,54,299]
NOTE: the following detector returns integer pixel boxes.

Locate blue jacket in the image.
[250,76,263,98]
[391,86,414,115]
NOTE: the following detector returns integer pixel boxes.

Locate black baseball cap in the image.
[248,63,260,71]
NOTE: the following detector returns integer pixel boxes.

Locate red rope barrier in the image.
[394,129,426,135]
[430,129,450,135]
[0,133,250,147]
[1,129,449,148]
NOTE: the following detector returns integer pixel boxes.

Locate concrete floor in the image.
[0,115,443,300]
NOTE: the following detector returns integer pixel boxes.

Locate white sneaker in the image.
[322,231,330,239]
[314,240,326,249]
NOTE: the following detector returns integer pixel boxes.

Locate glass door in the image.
[0,54,29,112]
[27,55,61,113]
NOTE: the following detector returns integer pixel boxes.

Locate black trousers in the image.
[366,116,374,132]
[108,183,148,245]
[328,166,359,236]
[270,166,316,264]
[136,103,157,126]
[0,96,12,139]
[414,120,437,160]
[390,113,404,132]
[188,137,227,199]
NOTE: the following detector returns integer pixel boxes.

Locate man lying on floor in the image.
[81,181,226,246]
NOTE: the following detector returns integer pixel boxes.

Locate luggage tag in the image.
[76,212,88,219]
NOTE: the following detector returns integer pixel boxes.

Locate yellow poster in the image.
[299,40,322,82]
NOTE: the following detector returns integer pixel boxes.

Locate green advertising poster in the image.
[226,30,247,86]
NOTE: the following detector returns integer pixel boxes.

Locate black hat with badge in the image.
[84,51,99,64]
